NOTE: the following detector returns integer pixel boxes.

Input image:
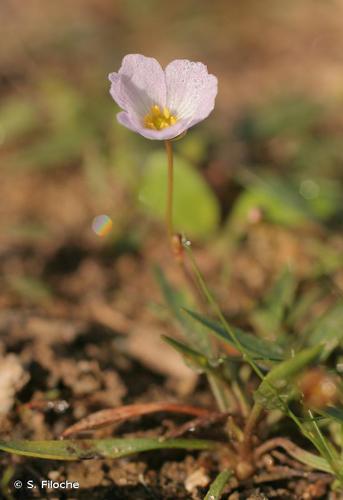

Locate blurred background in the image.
[1,0,343,402]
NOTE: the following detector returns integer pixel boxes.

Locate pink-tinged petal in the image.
[117,111,189,141]
[109,54,167,118]
[116,111,140,134]
[165,60,217,125]
[108,72,127,110]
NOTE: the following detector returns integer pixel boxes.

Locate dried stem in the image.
[238,402,263,466]
[243,403,263,447]
[62,402,213,438]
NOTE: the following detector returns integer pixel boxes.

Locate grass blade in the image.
[307,301,343,347]
[255,438,337,474]
[254,344,322,411]
[185,309,284,361]
[318,406,343,423]
[0,438,217,461]
[162,336,212,370]
[252,266,296,339]
[204,469,233,500]
[155,266,212,355]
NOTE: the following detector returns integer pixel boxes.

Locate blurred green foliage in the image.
[236,95,343,176]
[228,173,342,230]
[1,78,111,171]
[140,151,219,239]
[229,93,343,234]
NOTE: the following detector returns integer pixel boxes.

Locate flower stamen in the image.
[144,104,177,130]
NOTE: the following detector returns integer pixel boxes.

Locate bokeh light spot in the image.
[92,214,113,237]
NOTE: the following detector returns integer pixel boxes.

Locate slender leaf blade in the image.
[185,309,284,361]
[307,302,343,346]
[0,438,217,461]
[254,345,322,410]
[162,335,210,371]
[318,406,343,423]
[252,266,296,338]
[204,469,233,500]
[156,267,212,355]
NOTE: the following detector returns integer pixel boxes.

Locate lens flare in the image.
[92,215,113,237]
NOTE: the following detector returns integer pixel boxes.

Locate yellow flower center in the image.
[143,104,177,130]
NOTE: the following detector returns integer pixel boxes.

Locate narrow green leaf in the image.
[156,267,231,411]
[263,439,335,474]
[254,345,322,410]
[0,438,217,461]
[304,409,343,482]
[318,406,343,423]
[265,267,297,317]
[252,344,321,384]
[287,287,322,330]
[204,469,233,500]
[294,450,336,474]
[155,267,189,329]
[252,266,296,338]
[162,335,210,371]
[307,302,343,346]
[155,267,212,355]
[185,309,284,361]
[163,336,234,412]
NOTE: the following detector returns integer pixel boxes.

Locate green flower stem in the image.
[163,141,229,411]
[164,140,174,243]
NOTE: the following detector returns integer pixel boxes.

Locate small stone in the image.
[0,354,29,415]
[48,471,61,481]
[184,467,210,493]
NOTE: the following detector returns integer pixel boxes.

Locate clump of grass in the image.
[159,245,343,488]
